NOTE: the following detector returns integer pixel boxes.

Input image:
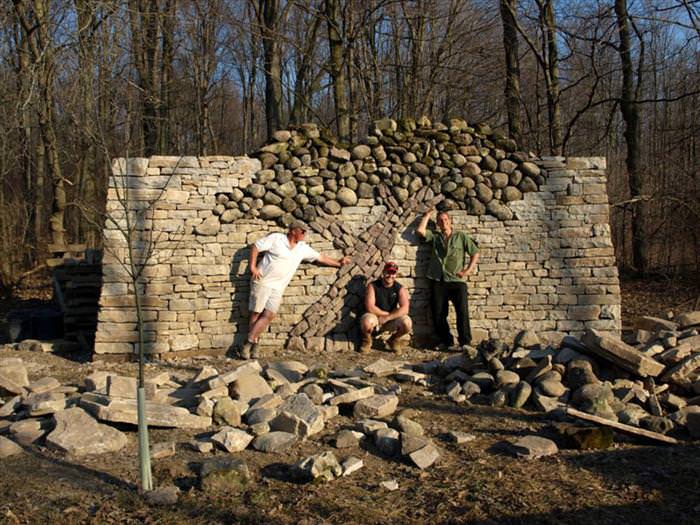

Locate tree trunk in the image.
[499,0,522,144]
[615,0,645,273]
[541,0,562,155]
[326,0,350,141]
[258,0,283,139]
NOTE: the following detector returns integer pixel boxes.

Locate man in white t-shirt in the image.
[241,220,350,359]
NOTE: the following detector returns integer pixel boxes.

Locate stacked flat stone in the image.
[212,118,545,229]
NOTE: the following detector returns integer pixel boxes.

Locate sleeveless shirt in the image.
[371,280,401,312]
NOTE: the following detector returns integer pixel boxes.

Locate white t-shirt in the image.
[254,232,320,291]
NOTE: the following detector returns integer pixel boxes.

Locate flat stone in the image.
[393,369,428,384]
[151,441,176,459]
[356,419,388,434]
[27,377,61,395]
[107,375,137,398]
[409,443,440,469]
[301,383,324,404]
[329,386,375,405]
[511,435,559,459]
[210,427,253,452]
[392,415,424,436]
[532,389,564,413]
[229,374,273,403]
[320,405,339,421]
[353,395,399,419]
[200,457,251,493]
[374,428,401,456]
[213,397,242,426]
[0,395,21,417]
[249,394,284,412]
[145,485,180,506]
[514,330,541,348]
[0,436,23,458]
[401,434,431,456]
[84,371,110,391]
[636,316,678,332]
[380,480,399,491]
[445,431,476,444]
[209,361,263,389]
[246,407,277,425]
[0,364,29,394]
[660,354,700,388]
[10,418,51,445]
[26,391,66,416]
[364,359,404,377]
[46,407,127,456]
[678,311,700,329]
[252,431,296,453]
[293,451,343,481]
[189,440,214,453]
[196,397,214,417]
[79,393,211,429]
[269,393,324,438]
[581,329,665,378]
[341,456,363,476]
[335,429,364,448]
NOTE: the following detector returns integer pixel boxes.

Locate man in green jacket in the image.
[416,208,480,350]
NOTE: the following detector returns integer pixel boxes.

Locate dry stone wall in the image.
[95,153,620,358]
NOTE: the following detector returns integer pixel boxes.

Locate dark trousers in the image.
[430,280,472,346]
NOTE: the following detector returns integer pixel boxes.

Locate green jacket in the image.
[421,229,479,282]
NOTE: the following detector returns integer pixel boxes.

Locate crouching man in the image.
[359,261,412,353]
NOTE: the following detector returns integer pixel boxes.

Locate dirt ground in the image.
[1,275,700,525]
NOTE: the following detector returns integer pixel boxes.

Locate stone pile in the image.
[2,312,699,490]
[212,117,545,229]
[0,354,443,473]
[432,311,700,440]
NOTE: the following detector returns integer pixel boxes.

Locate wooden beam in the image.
[565,407,679,445]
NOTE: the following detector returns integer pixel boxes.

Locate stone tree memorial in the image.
[94,117,621,358]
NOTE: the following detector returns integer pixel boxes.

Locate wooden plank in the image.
[565,407,679,445]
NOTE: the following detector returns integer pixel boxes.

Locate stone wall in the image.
[94,154,621,357]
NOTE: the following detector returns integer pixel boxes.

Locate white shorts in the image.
[249,282,283,314]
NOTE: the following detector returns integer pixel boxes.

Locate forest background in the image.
[1,0,699,293]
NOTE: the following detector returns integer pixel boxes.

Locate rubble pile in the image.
[0,354,441,477]
[434,312,700,440]
[1,309,698,487]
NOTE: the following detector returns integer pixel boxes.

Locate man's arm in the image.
[416,207,434,238]
[382,286,410,322]
[316,254,351,267]
[457,252,480,278]
[249,245,262,280]
[364,282,389,316]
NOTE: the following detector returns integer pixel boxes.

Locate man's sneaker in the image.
[240,340,253,360]
[447,344,462,352]
[250,343,260,359]
[388,336,407,353]
[359,334,372,353]
[436,343,449,352]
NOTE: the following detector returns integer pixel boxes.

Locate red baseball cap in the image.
[383,261,399,274]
